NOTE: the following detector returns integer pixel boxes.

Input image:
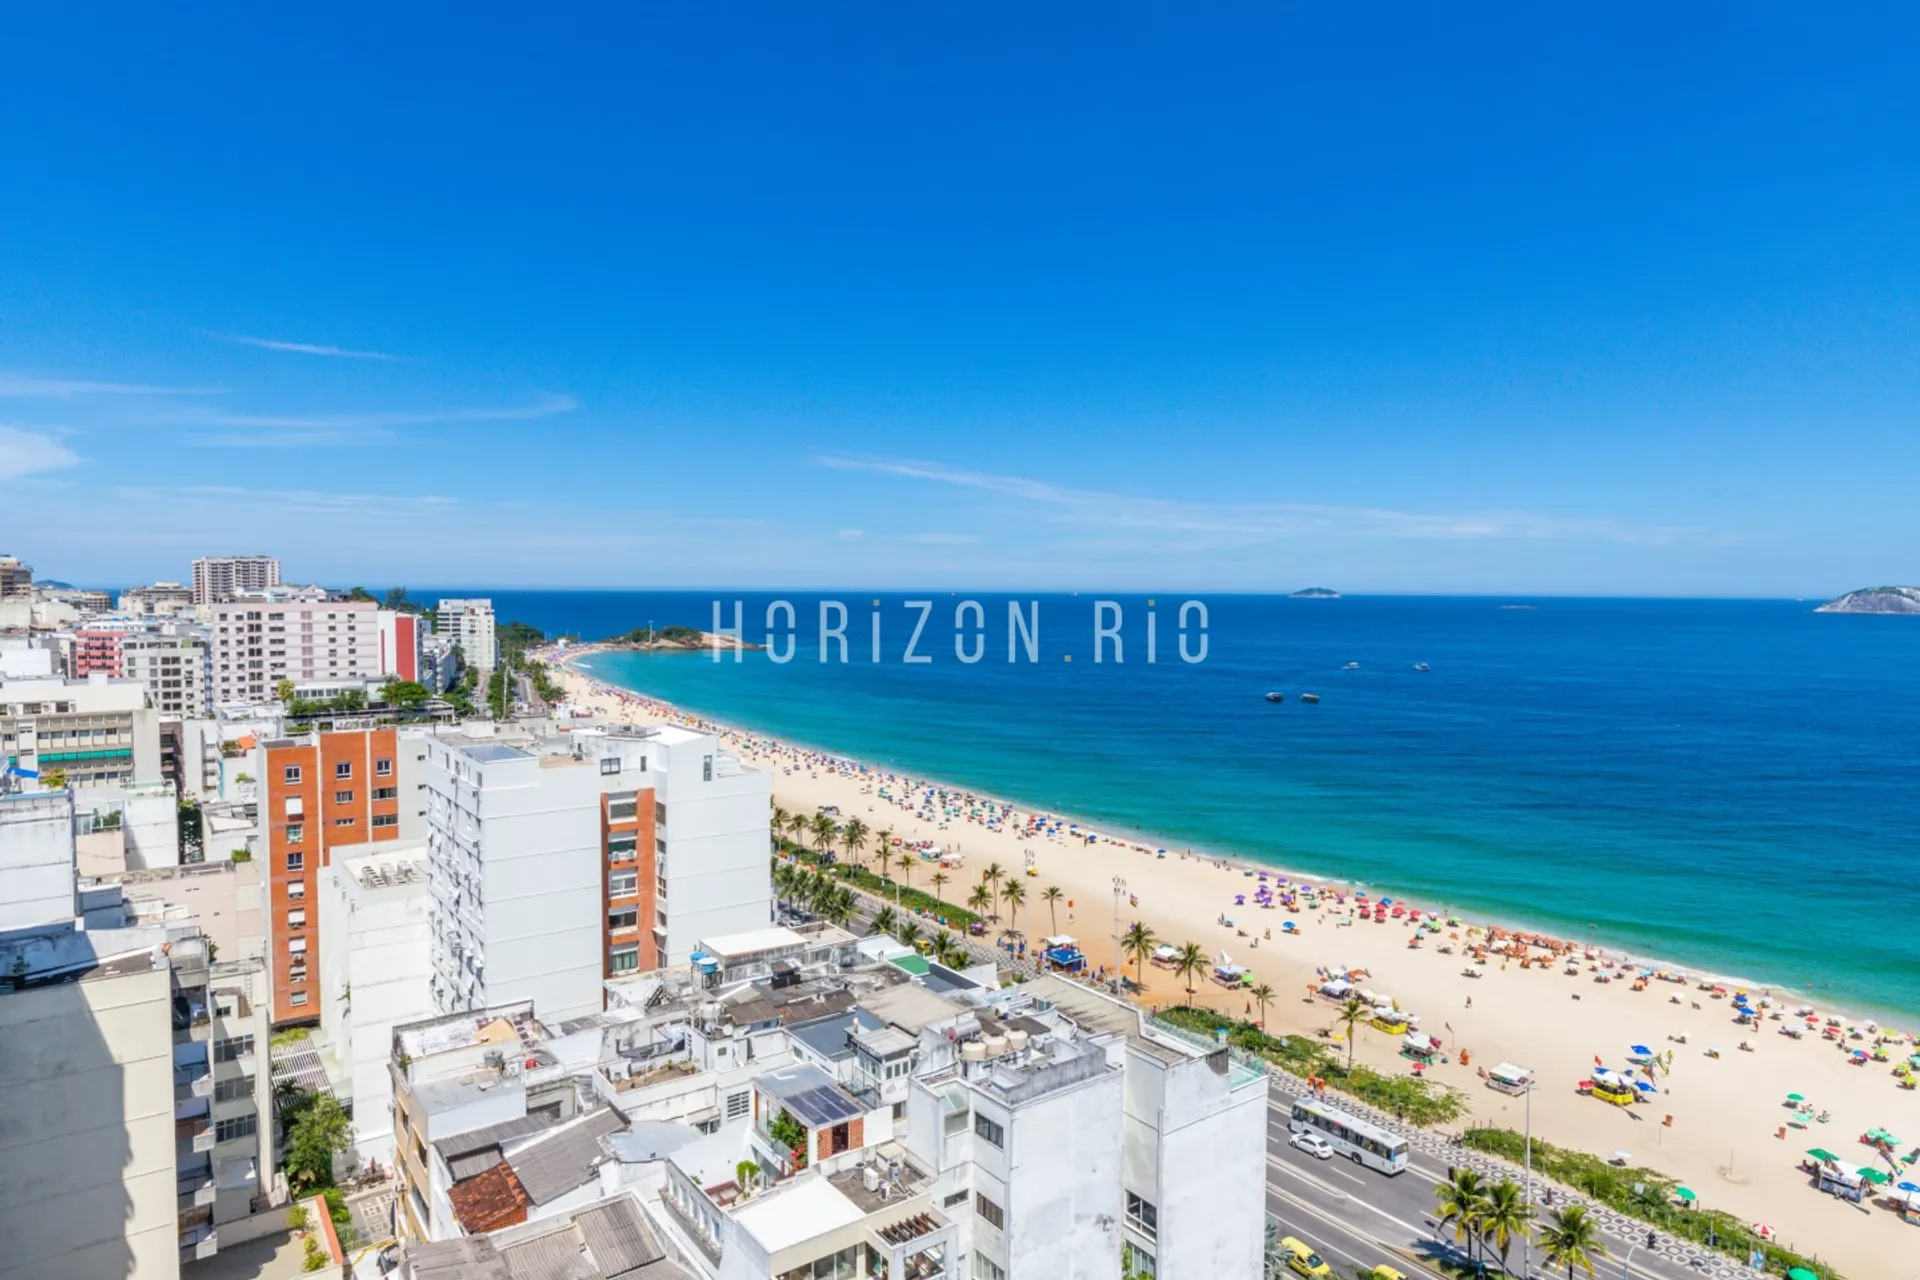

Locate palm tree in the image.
[810,812,838,860]
[785,810,810,852]
[1536,1205,1607,1279]
[1337,994,1369,1071]
[930,931,966,968]
[771,804,790,849]
[1173,942,1207,1004]
[1000,879,1026,934]
[841,817,869,870]
[1120,921,1157,988]
[872,906,897,936]
[897,921,923,950]
[872,845,893,883]
[1249,982,1275,1029]
[982,861,1006,916]
[1042,885,1064,934]
[967,884,993,919]
[929,870,950,912]
[1479,1178,1534,1274]
[1434,1167,1489,1269]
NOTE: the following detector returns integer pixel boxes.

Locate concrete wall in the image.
[0,964,180,1280]
[651,733,772,965]
[1123,1049,1267,1280]
[0,791,76,931]
[973,1069,1125,1280]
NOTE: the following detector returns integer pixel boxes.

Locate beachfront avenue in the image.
[711,597,1211,664]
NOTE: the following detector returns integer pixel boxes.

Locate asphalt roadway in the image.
[1264,1081,1746,1280]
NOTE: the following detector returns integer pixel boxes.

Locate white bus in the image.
[1289,1097,1411,1175]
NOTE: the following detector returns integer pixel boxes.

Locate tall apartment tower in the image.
[208,598,379,706]
[422,724,770,1024]
[0,554,32,598]
[434,598,496,675]
[191,556,280,606]
[260,727,427,1024]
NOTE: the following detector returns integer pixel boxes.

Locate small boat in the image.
[1264,691,1284,703]
[1414,662,1431,672]
[1344,661,1360,670]
[1300,693,1320,704]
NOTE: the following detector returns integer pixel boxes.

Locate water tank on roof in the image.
[961,1041,987,1064]
[984,1034,1008,1058]
[1006,1029,1029,1053]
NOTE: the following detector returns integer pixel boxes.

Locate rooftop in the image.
[755,1063,866,1129]
[507,1109,629,1206]
[698,926,807,960]
[730,1175,867,1254]
[411,1190,693,1280]
[857,983,968,1035]
[822,1145,937,1215]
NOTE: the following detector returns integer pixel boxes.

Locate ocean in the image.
[459,590,1920,1020]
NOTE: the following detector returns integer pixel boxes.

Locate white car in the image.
[1289,1131,1335,1159]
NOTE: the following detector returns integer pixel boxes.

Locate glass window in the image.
[213,1035,254,1063]
[287,908,306,928]
[975,1192,1004,1230]
[335,761,352,779]
[372,814,398,828]
[288,990,308,1006]
[974,1113,1005,1148]
[216,1114,258,1142]
[375,758,393,776]
[215,1076,251,1102]
[607,833,637,860]
[600,756,620,775]
[334,789,354,804]
[285,852,304,871]
[609,870,638,896]
[609,906,639,931]
[1126,1190,1158,1236]
[655,801,668,826]
[609,944,639,974]
[607,791,637,822]
[973,1257,1006,1280]
[282,765,302,784]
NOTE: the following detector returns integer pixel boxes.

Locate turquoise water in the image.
[480,591,1920,1020]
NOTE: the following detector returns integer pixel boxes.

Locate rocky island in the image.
[1290,586,1340,599]
[1814,585,1920,614]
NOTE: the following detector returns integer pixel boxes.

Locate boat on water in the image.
[1413,662,1431,672]
[1300,693,1320,704]
[1344,661,1360,670]
[1264,691,1284,703]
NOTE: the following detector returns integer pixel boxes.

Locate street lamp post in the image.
[1111,875,1126,987]
[1522,1078,1534,1279]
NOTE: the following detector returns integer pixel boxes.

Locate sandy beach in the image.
[557,653,1914,1279]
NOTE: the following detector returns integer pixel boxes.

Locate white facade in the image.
[0,789,77,931]
[120,630,209,718]
[318,842,434,1168]
[0,672,160,789]
[208,597,379,705]
[642,726,775,965]
[191,555,280,606]
[436,598,496,675]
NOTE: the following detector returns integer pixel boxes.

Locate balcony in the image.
[176,1116,215,1154]
[173,1061,213,1102]
[177,1164,216,1212]
[178,1223,218,1264]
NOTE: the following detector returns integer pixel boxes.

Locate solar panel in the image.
[786,1083,863,1128]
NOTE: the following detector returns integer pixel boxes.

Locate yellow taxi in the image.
[1279,1236,1332,1278]
[1370,1267,1408,1280]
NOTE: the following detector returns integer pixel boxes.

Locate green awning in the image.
[1806,1148,1837,1163]
[1674,1187,1696,1203]
[1858,1167,1891,1185]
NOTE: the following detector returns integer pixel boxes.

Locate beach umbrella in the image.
[1787,1269,1818,1280]
[1609,1150,1631,1164]
[1786,1093,1805,1103]
[1898,1181,1920,1193]
[1859,1168,1891,1185]
[1675,1187,1697,1203]
[1806,1148,1838,1163]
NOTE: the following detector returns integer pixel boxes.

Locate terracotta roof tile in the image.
[448,1160,531,1234]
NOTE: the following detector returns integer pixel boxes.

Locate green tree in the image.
[1338,993,1370,1071]
[1479,1177,1535,1274]
[929,930,966,968]
[841,817,870,870]
[1000,878,1026,933]
[1121,921,1157,987]
[809,812,838,859]
[929,870,950,911]
[897,921,923,949]
[1042,884,1064,934]
[346,586,376,602]
[966,883,993,917]
[871,906,897,936]
[1536,1205,1607,1279]
[285,1093,352,1193]
[380,680,432,708]
[275,679,296,703]
[981,861,1006,915]
[1249,982,1276,1029]
[1173,941,1207,1003]
[1435,1166,1489,1268]
[38,766,68,790]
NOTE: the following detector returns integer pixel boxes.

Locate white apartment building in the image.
[120,630,210,718]
[0,789,77,931]
[0,672,161,790]
[318,841,435,1168]
[208,596,380,705]
[118,581,198,617]
[436,597,497,674]
[191,555,280,605]
[423,725,771,1026]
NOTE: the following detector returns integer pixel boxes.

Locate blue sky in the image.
[3,5,1917,595]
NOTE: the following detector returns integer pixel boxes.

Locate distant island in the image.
[1290,587,1340,599]
[1814,585,1920,615]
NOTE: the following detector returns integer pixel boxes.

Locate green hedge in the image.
[1156,1006,1469,1126]
[782,844,982,929]
[1460,1127,1844,1279]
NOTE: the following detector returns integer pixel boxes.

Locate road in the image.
[1263,1081,1749,1280]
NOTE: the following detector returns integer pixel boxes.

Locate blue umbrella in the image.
[1630,1044,1653,1055]
[1635,1081,1658,1093]
[1899,1182,1920,1193]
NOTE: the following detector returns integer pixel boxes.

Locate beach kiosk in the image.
[1041,935,1086,973]
[1587,1068,1637,1108]
[1402,1031,1439,1063]
[1371,1006,1410,1035]
[1486,1063,1533,1095]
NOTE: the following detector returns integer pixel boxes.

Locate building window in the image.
[1126,1191,1158,1238]
[609,870,638,897]
[371,813,397,828]
[973,1258,1006,1280]
[655,801,667,826]
[608,906,639,931]
[372,786,397,800]
[1127,1246,1157,1277]
[283,765,302,784]
[288,991,309,1007]
[285,852,305,872]
[375,758,393,777]
[943,1190,968,1210]
[974,1113,1005,1148]
[288,908,306,928]
[607,833,637,860]
[335,761,352,779]
[334,789,354,804]
[334,817,355,828]
[213,1035,255,1063]
[609,944,639,974]
[288,937,307,955]
[606,791,637,822]
[215,1076,251,1103]
[216,1114,258,1143]
[599,756,620,776]
[726,1090,751,1120]
[703,754,713,782]
[975,1192,1005,1231]
[287,879,306,898]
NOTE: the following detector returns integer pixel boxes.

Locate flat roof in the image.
[731,1175,867,1253]
[699,926,807,959]
[463,742,532,763]
[756,1064,865,1129]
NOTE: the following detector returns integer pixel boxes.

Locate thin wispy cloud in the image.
[0,372,225,397]
[0,425,83,480]
[187,393,577,432]
[906,532,984,545]
[818,456,1691,547]
[212,332,401,360]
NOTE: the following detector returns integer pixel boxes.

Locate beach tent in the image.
[1319,978,1353,999]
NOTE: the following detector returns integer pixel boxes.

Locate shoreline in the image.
[552,644,1918,1278]
[563,645,1907,1032]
